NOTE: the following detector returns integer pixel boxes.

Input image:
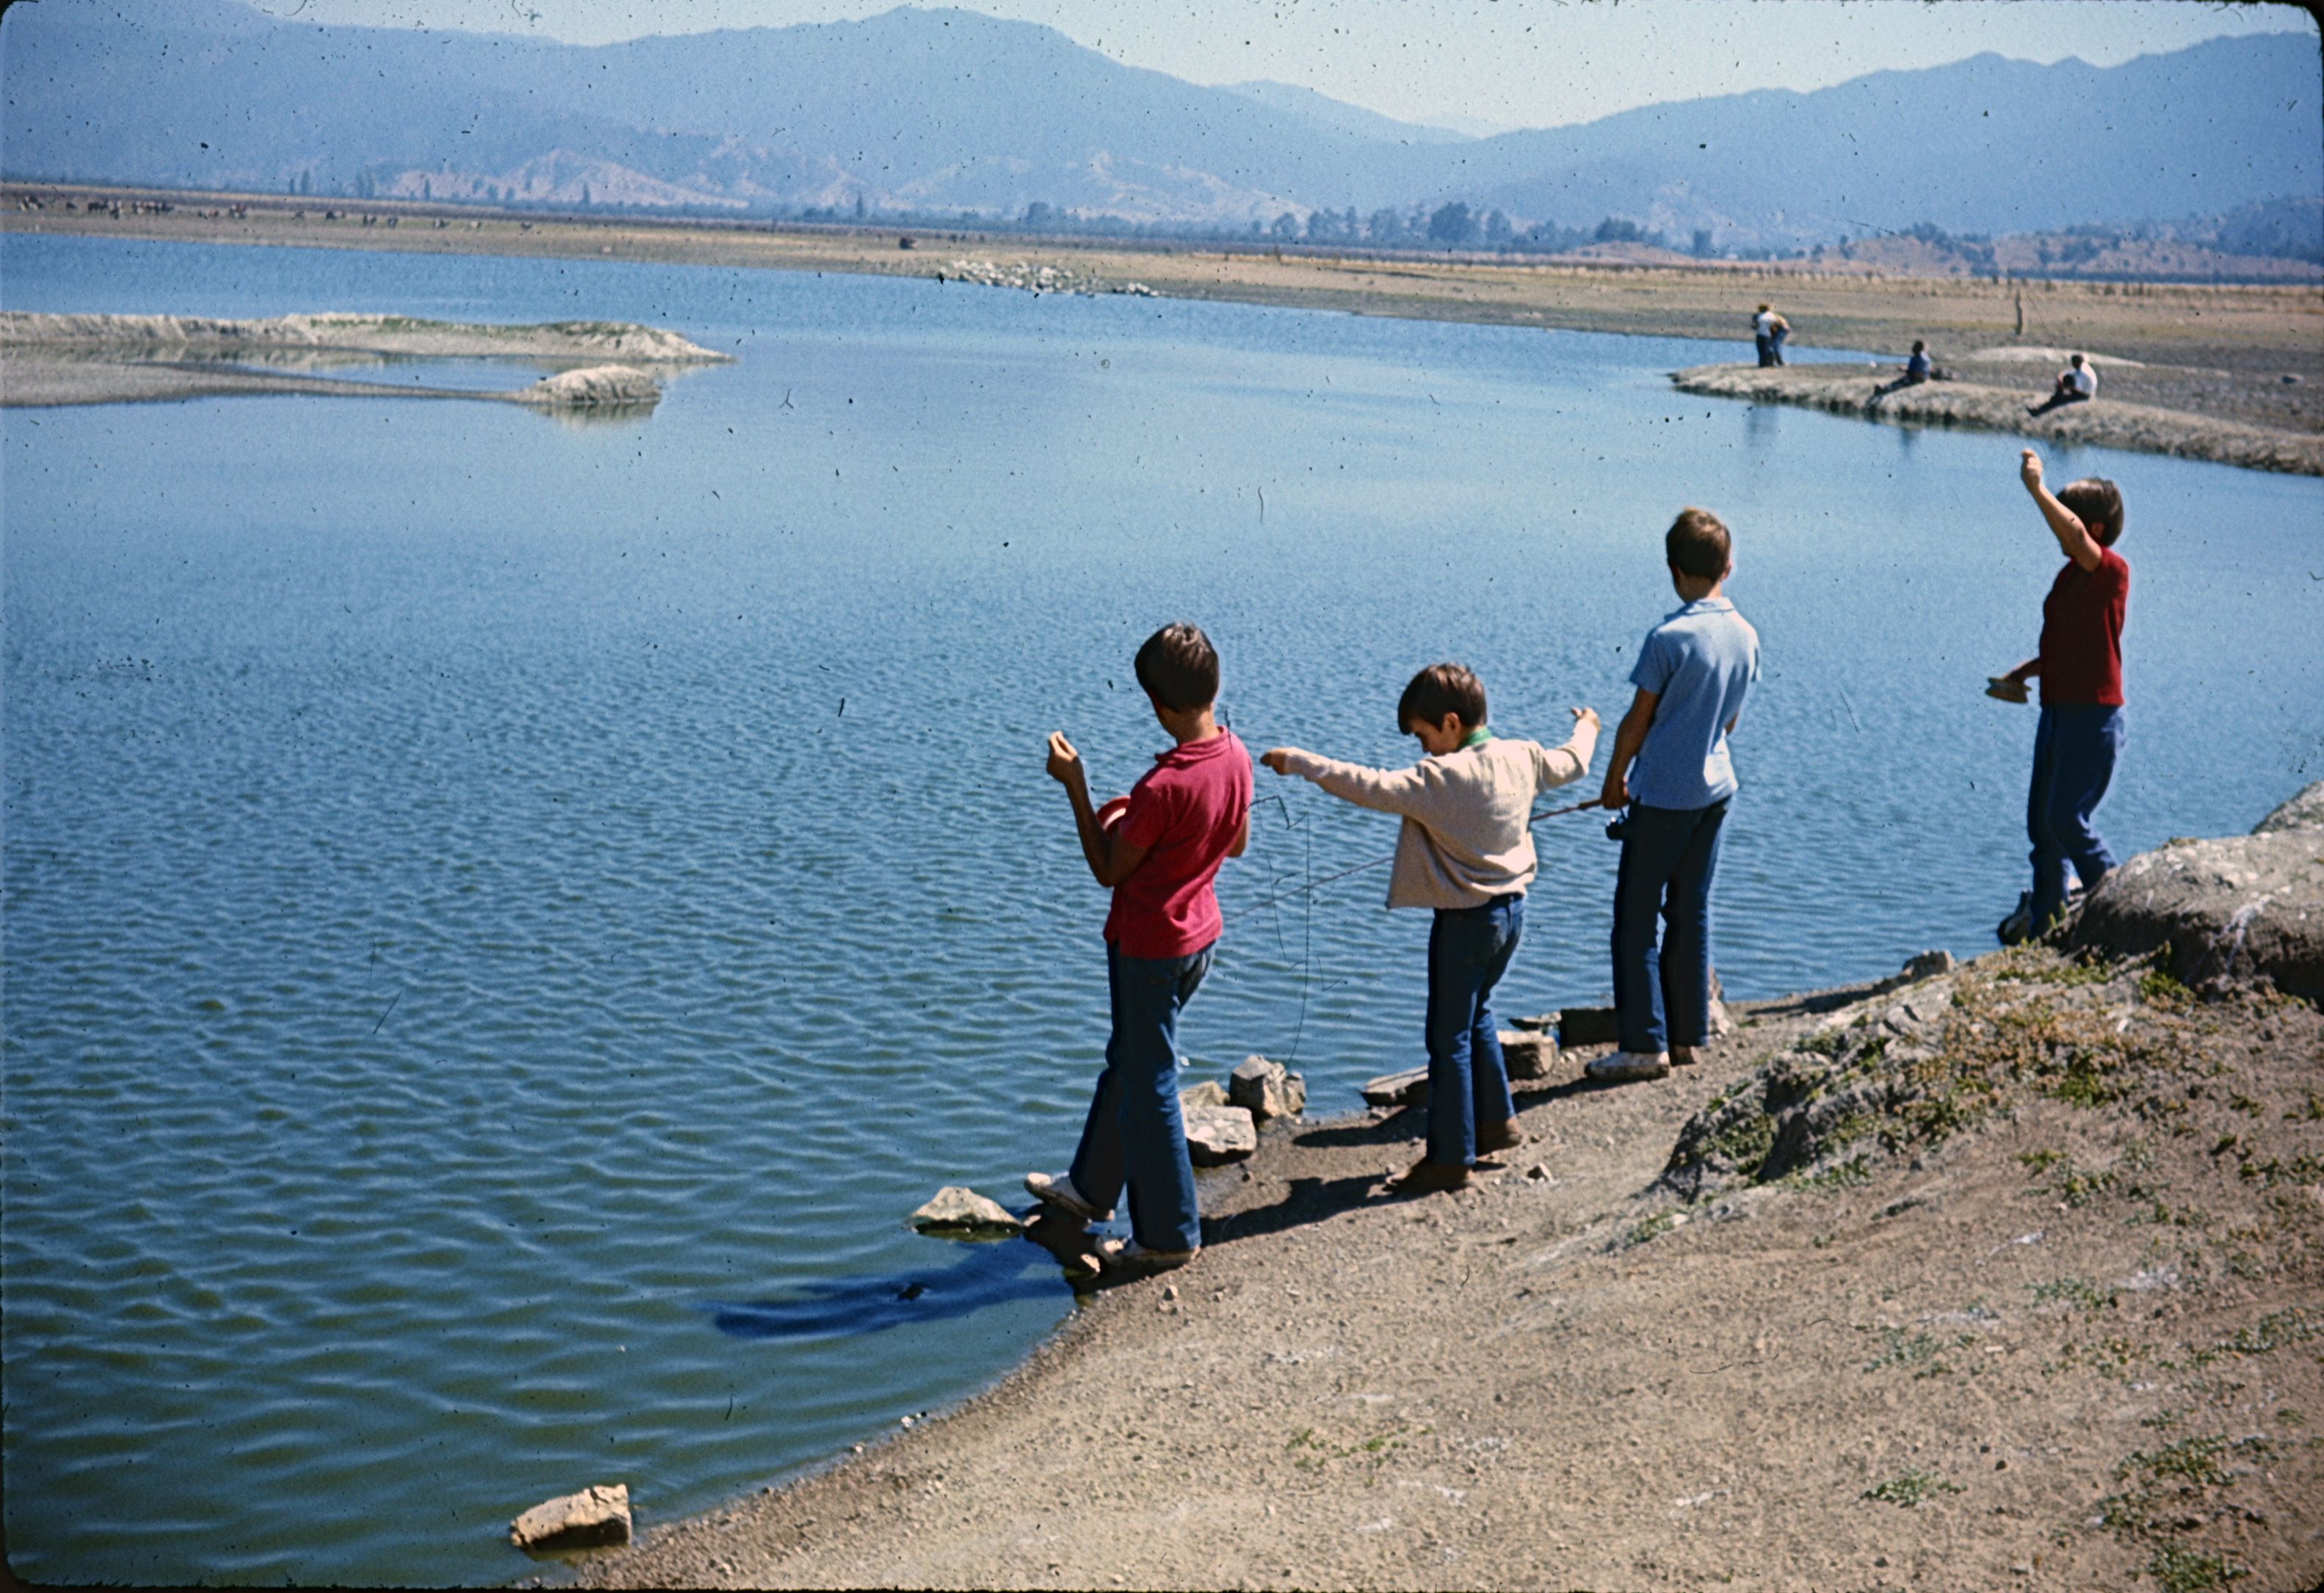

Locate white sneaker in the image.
[1586,1051,1671,1082]
[1024,1170,1110,1223]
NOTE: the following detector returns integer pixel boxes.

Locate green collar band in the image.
[1460,725,1494,749]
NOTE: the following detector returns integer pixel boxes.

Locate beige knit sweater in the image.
[1274,722,1599,909]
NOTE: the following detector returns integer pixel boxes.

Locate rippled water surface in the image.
[5,233,2320,1584]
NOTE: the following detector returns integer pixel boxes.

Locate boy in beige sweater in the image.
[1261,664,1599,1191]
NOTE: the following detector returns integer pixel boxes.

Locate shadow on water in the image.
[711,1223,1093,1341]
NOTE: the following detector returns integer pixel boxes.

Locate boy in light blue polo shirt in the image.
[1591,507,1761,1083]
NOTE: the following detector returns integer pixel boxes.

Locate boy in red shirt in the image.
[1027,623,1251,1273]
[1989,449,2128,942]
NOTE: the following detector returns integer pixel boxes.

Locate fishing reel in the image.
[1604,809,1631,842]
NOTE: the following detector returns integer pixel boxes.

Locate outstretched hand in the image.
[2019,448,2045,494]
[1571,706,1601,731]
[1260,747,1300,775]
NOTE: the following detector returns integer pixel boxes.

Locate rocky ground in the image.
[561,790,2324,1593]
[1670,360,2324,476]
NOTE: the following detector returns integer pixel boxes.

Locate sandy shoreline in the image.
[1674,363,2324,476]
[9,189,2320,458]
[552,802,2324,1592]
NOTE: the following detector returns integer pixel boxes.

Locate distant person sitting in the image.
[1868,339,1933,406]
[1751,304,1789,368]
[2027,352,2097,416]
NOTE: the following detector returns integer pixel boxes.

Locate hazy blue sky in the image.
[274,0,2318,131]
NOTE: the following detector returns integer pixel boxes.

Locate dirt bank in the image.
[1673,363,2324,476]
[10,187,2319,440]
[560,802,2324,1593]
[0,311,724,409]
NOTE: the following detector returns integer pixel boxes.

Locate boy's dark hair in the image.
[1665,507,1731,580]
[1397,663,1487,733]
[1134,622,1220,711]
[2058,477,2125,546]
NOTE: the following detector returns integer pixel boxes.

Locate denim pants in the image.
[1069,941,1212,1253]
[1612,799,1730,1055]
[1425,894,1524,1168]
[2027,703,2123,932]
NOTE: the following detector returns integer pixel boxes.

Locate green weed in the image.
[1861,1468,1964,1506]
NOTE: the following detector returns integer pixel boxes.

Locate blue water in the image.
[4,233,2319,1585]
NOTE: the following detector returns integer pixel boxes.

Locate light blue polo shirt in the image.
[1628,596,1761,810]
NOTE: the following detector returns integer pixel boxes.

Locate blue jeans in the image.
[2028,703,2123,932]
[1425,894,1524,1168]
[1069,941,1211,1253]
[1612,799,1730,1056]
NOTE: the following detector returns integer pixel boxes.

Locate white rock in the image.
[510,1483,631,1550]
[1183,1102,1258,1164]
[908,1186,1024,1236]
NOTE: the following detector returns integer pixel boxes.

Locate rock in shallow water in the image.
[517,363,662,407]
[510,1483,631,1551]
[908,1186,1025,1236]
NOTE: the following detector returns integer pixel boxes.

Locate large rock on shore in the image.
[2067,783,2324,1001]
[1183,1102,1257,1165]
[1228,1055,1305,1120]
[510,1483,631,1551]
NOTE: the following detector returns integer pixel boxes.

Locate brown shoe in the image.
[1477,1119,1526,1153]
[1391,1158,1471,1195]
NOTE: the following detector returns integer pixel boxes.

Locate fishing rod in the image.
[1226,796,1605,921]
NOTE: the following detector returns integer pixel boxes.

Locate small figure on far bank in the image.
[1986,450,2129,946]
[2027,352,2097,416]
[1867,338,1933,406]
[1752,302,1789,367]
[1590,509,1761,1084]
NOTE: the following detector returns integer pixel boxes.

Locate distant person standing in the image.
[1987,449,2129,945]
[1751,303,1789,367]
[2027,352,2097,416]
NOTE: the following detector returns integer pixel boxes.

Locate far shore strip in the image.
[1673,362,2324,476]
[0,311,730,410]
[7,196,2319,459]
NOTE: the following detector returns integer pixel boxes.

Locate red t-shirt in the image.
[2038,547,2129,706]
[1103,730,1253,959]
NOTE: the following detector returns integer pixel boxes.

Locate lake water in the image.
[4,233,2319,1585]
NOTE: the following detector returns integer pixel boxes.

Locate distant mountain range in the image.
[1,0,2316,248]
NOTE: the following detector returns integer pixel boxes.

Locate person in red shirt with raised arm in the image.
[1988,449,2129,943]
[1027,623,1251,1274]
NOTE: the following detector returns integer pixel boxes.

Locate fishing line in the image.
[1227,796,1601,920]
[1227,788,1602,1066]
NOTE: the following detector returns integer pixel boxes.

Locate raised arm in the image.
[2020,449,2103,572]
[1047,732,1151,888]
[1530,707,1601,790]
